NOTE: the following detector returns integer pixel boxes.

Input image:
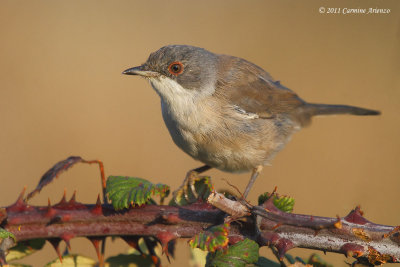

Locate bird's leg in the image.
[173,165,212,203]
[243,165,263,198]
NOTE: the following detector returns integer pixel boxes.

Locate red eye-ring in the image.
[168,61,184,76]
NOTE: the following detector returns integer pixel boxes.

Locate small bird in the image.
[123,45,380,199]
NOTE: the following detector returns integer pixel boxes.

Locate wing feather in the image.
[214,55,306,120]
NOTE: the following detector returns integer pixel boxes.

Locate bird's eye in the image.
[168,61,184,75]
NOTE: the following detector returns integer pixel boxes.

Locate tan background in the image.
[0,0,399,266]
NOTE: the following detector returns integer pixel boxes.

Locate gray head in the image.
[123,45,218,99]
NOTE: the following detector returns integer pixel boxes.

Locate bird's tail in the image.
[306,103,380,116]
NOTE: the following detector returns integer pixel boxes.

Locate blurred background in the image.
[0,0,399,266]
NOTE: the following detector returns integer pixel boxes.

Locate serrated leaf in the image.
[6,239,45,262]
[44,254,97,267]
[258,193,295,213]
[189,224,230,252]
[0,227,16,242]
[206,239,259,267]
[106,176,170,210]
[171,176,213,206]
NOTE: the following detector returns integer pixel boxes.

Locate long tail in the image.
[307,103,381,116]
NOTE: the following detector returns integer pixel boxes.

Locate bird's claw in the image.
[172,171,213,205]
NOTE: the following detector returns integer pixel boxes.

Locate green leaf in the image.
[106,176,170,210]
[44,254,97,267]
[189,224,230,252]
[258,193,295,213]
[0,227,16,242]
[206,239,259,267]
[6,239,46,262]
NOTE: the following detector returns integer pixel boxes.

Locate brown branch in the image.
[209,192,400,265]
[1,190,399,266]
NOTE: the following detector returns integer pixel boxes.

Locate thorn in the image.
[8,187,33,212]
[167,239,176,260]
[121,236,144,255]
[57,189,68,206]
[54,190,85,210]
[156,232,178,257]
[68,190,77,204]
[262,195,280,212]
[91,195,103,215]
[46,198,57,218]
[96,194,102,206]
[258,232,280,247]
[144,237,160,266]
[18,186,27,202]
[66,190,86,209]
[344,207,370,225]
[88,237,104,264]
[356,205,364,216]
[60,233,74,249]
[272,186,278,195]
[48,238,62,262]
[276,239,295,260]
[340,243,365,258]
[334,216,342,229]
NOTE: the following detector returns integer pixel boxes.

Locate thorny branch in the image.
[0,156,399,266]
[0,189,398,265]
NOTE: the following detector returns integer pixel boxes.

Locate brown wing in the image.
[214,55,308,122]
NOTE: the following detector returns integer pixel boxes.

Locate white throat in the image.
[150,77,196,105]
[149,76,217,130]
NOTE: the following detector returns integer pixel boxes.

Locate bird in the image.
[122,45,380,200]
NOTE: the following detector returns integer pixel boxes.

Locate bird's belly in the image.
[194,136,266,173]
[162,104,295,173]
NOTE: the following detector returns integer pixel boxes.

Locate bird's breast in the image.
[160,97,219,157]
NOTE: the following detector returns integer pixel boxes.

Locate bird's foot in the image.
[172,170,213,205]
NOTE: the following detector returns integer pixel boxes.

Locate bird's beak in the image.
[122,65,159,77]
